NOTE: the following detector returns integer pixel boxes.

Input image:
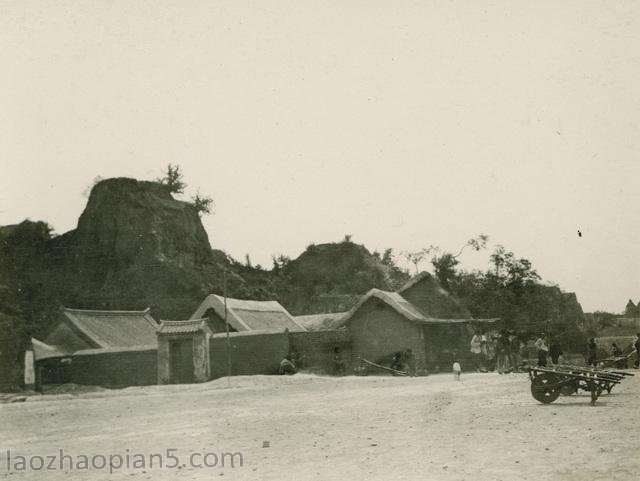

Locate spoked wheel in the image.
[531,373,561,404]
[560,383,577,396]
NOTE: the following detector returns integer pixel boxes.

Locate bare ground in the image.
[1,371,639,481]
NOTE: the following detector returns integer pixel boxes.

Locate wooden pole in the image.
[224,269,231,388]
[360,357,409,376]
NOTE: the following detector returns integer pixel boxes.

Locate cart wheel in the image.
[531,373,561,404]
[560,383,577,396]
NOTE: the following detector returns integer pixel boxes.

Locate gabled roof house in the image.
[40,307,159,355]
[190,294,306,333]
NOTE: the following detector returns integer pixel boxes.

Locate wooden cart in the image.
[528,365,633,405]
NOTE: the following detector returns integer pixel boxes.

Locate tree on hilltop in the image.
[192,192,214,216]
[158,163,186,194]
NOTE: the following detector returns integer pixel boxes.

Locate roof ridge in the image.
[233,308,291,312]
[160,318,208,324]
[340,288,427,325]
[208,294,281,304]
[397,271,432,293]
[157,318,210,335]
[63,307,152,314]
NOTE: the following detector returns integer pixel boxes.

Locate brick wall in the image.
[209,331,289,379]
[348,298,427,371]
[422,324,474,372]
[289,330,351,374]
[39,348,157,388]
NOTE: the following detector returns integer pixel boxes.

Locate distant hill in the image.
[274,241,410,314]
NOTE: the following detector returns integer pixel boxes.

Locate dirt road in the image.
[1,372,638,480]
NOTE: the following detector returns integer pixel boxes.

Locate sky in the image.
[1,0,639,313]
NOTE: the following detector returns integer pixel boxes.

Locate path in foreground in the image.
[1,372,638,481]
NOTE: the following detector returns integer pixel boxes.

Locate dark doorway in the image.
[169,339,194,384]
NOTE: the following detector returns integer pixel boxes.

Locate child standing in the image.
[453,360,461,381]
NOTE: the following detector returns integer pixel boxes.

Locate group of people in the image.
[278,346,347,376]
[469,329,523,373]
[584,334,640,369]
[513,332,640,369]
[281,332,640,377]
[534,335,564,366]
[470,329,571,372]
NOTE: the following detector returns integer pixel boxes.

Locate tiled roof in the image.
[61,307,159,348]
[191,294,306,332]
[157,318,210,335]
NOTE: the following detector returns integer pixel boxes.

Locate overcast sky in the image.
[1,1,639,312]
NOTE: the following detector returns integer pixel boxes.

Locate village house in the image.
[190,294,307,333]
[30,272,497,388]
[33,307,159,388]
[295,272,498,374]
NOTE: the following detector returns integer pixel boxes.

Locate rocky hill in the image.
[0,178,406,334]
[48,178,221,317]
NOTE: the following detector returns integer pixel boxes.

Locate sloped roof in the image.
[210,329,289,338]
[342,288,498,326]
[61,307,159,348]
[294,312,348,331]
[158,318,211,335]
[344,289,425,322]
[397,271,472,319]
[397,271,434,294]
[190,294,306,332]
[73,345,157,356]
[32,338,68,360]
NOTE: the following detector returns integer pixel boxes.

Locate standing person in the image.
[470,331,483,372]
[452,359,461,381]
[333,347,346,376]
[485,333,497,372]
[509,332,522,372]
[535,334,549,367]
[495,329,511,374]
[611,343,626,369]
[290,347,305,371]
[549,338,563,365]
[634,334,640,369]
[586,338,598,367]
[612,342,622,357]
[403,349,415,376]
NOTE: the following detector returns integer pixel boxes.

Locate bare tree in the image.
[402,245,439,274]
[453,234,489,258]
[428,234,490,288]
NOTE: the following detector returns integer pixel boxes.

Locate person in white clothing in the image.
[453,360,461,381]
